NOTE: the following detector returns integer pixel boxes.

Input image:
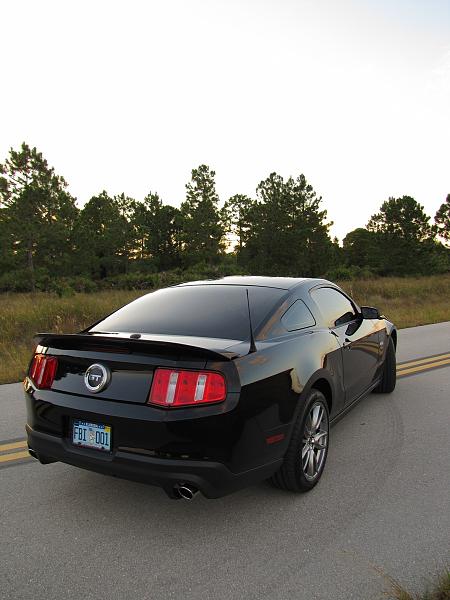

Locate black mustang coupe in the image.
[25,277,397,500]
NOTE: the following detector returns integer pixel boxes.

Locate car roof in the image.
[177,276,332,291]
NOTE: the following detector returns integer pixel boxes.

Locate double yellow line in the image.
[0,439,30,465]
[397,351,450,377]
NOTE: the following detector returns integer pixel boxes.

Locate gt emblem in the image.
[84,363,110,393]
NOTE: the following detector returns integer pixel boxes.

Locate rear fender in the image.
[296,369,337,418]
[260,369,338,460]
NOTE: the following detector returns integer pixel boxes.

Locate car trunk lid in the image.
[33,332,243,404]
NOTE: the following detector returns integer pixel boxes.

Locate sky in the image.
[1,0,449,240]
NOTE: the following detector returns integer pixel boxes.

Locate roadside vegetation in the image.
[0,143,449,297]
[384,568,450,600]
[1,274,449,385]
[1,143,449,383]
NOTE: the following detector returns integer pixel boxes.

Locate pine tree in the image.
[180,165,224,265]
[342,228,380,270]
[0,143,78,290]
[73,191,131,278]
[367,196,437,275]
[132,192,181,269]
[242,172,333,276]
[221,194,254,254]
[435,194,450,242]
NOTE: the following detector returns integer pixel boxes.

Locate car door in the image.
[310,286,380,405]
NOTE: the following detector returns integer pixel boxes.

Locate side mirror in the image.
[361,306,381,320]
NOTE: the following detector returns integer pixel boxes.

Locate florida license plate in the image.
[72,420,112,452]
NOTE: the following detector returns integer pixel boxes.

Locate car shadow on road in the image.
[37,391,403,539]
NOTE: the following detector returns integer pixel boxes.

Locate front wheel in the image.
[270,390,330,492]
[373,337,396,394]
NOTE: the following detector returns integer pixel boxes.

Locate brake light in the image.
[29,354,58,389]
[148,368,226,407]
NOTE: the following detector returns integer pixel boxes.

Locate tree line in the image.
[0,143,448,293]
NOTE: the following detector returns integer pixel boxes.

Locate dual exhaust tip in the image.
[173,483,199,501]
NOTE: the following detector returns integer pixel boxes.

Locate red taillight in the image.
[29,354,58,389]
[148,368,226,408]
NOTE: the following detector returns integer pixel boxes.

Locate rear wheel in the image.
[373,337,396,394]
[270,390,329,492]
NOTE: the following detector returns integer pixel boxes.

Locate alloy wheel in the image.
[301,401,329,481]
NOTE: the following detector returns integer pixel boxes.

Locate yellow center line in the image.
[397,352,450,371]
[0,450,31,463]
[397,357,450,377]
[0,440,27,452]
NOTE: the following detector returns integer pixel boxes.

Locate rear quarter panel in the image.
[230,329,344,464]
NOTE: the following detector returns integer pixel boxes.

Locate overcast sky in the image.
[1,0,449,240]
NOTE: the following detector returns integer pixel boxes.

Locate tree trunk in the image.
[27,238,35,293]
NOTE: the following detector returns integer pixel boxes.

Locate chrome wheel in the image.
[301,401,329,481]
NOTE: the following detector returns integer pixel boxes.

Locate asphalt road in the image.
[1,322,449,600]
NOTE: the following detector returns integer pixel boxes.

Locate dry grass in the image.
[383,568,450,600]
[1,274,450,384]
[0,289,140,384]
[340,275,450,329]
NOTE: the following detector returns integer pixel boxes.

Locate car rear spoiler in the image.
[34,333,239,361]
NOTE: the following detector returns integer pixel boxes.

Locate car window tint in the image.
[281,300,316,331]
[90,285,287,340]
[310,287,356,328]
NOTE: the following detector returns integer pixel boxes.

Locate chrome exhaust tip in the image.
[176,484,199,501]
[28,447,38,460]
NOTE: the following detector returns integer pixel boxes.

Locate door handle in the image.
[342,338,352,349]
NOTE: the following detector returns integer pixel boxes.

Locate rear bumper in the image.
[26,424,282,499]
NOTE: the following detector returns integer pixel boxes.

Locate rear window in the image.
[90,285,287,341]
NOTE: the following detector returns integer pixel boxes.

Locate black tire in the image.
[373,337,396,394]
[270,389,329,493]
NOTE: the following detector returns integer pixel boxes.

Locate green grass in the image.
[1,274,450,384]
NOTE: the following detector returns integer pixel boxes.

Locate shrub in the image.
[99,273,156,291]
[325,265,376,281]
[0,269,33,293]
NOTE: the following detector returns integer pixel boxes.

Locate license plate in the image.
[72,420,111,452]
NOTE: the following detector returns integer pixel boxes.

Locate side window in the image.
[281,300,316,331]
[310,287,356,328]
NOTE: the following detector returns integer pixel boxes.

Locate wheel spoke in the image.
[304,415,313,436]
[311,405,323,430]
[313,438,327,450]
[314,448,323,470]
[302,447,310,470]
[313,431,327,449]
[307,449,316,477]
